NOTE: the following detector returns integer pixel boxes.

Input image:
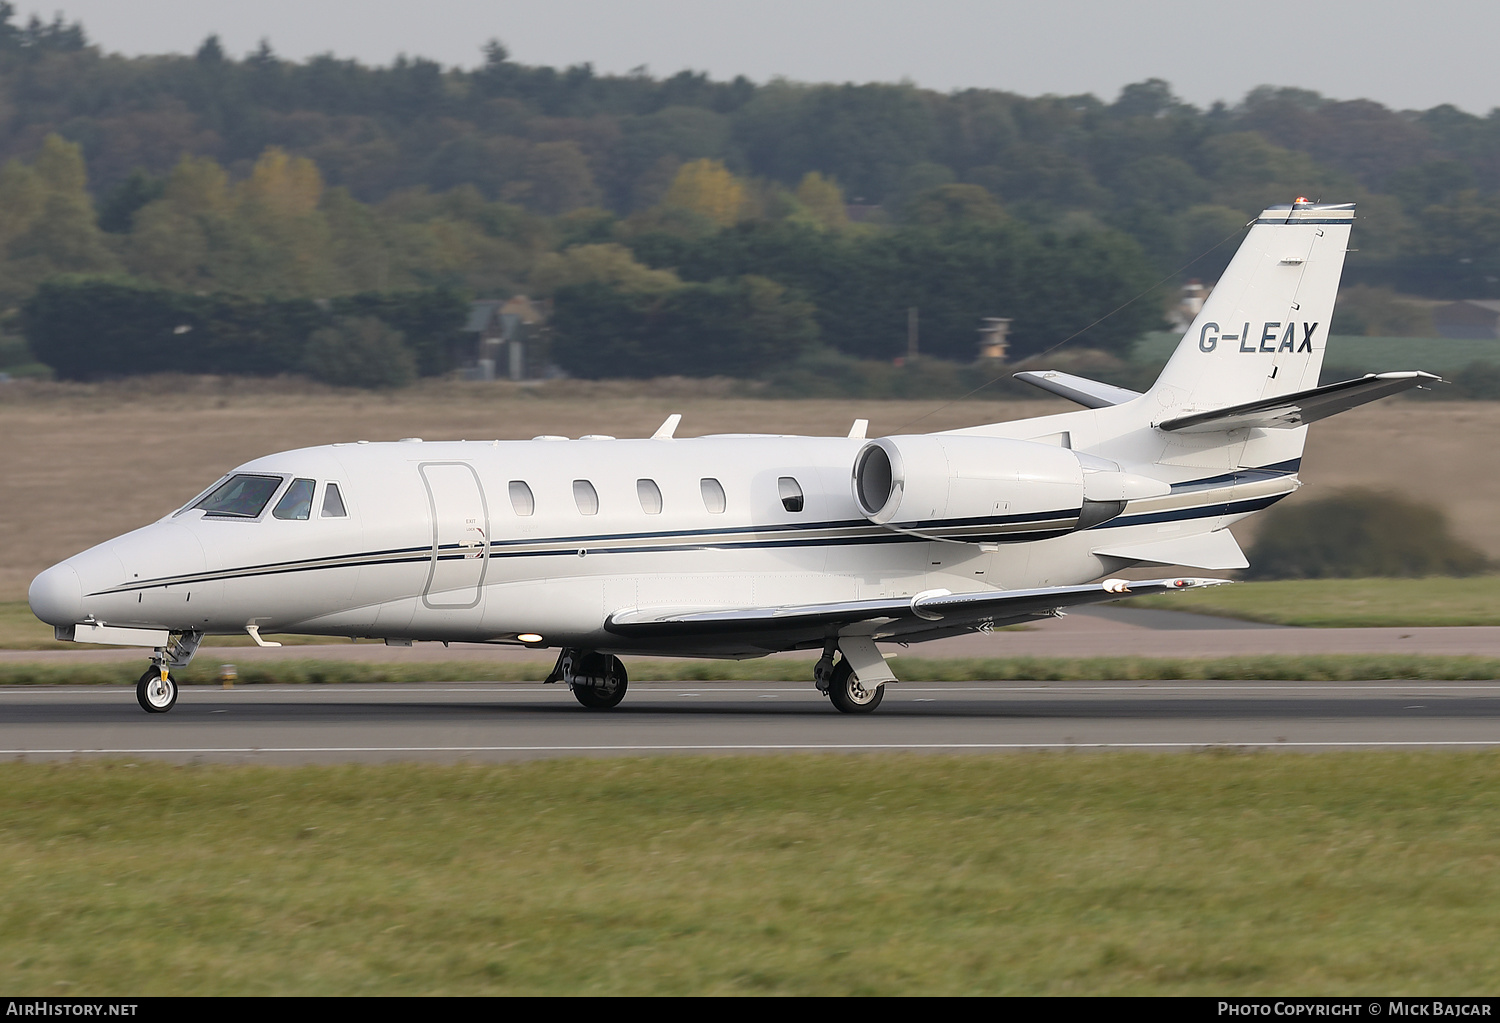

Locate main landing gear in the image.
[826,659,884,713]
[813,640,887,715]
[136,631,202,714]
[550,649,630,710]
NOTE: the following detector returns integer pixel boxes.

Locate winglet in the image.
[651,414,682,440]
[848,419,868,439]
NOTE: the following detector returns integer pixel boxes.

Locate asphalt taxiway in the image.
[5,678,1500,763]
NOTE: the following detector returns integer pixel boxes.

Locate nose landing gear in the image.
[135,631,202,714]
[136,665,178,713]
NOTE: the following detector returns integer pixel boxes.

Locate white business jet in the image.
[29,200,1435,714]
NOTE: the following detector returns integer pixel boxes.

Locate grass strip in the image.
[4,753,1500,995]
[2,654,1498,686]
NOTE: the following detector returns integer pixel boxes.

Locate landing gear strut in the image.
[136,631,202,714]
[554,649,629,709]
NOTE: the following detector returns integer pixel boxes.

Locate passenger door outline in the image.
[419,461,490,609]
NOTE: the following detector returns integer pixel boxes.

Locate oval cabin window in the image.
[700,478,726,514]
[508,481,534,517]
[778,476,804,513]
[573,480,599,516]
[637,479,663,515]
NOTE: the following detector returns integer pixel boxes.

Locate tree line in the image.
[3,9,1497,294]
[2,6,1498,386]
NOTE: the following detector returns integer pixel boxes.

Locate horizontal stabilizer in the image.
[606,576,1230,640]
[1092,528,1249,570]
[1158,372,1440,434]
[1014,370,1143,408]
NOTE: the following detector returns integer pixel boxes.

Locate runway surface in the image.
[6,678,1500,763]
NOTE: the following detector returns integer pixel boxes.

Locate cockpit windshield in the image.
[273,478,315,520]
[193,474,284,518]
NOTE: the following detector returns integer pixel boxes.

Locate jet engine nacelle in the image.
[851,435,1170,540]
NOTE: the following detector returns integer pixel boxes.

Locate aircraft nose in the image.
[29,563,82,627]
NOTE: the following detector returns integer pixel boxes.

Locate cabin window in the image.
[573,480,599,516]
[272,478,316,520]
[320,483,348,518]
[637,479,663,515]
[700,478,726,514]
[508,481,535,517]
[778,477,805,513]
[194,474,283,518]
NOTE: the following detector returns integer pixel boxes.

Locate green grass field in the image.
[1126,576,1500,627]
[4,754,1500,995]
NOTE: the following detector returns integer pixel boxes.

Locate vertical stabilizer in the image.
[1149,201,1354,418]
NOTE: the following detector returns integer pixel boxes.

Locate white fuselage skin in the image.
[28,402,1298,659]
[30,200,1362,662]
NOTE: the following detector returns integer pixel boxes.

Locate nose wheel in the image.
[136,665,178,713]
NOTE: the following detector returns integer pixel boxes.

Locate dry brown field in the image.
[1,375,1495,600]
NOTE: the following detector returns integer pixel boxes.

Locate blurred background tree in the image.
[1246,489,1492,579]
[301,316,416,389]
[1,5,1499,387]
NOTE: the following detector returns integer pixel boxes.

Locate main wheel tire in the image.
[572,655,628,709]
[136,666,178,714]
[827,658,883,714]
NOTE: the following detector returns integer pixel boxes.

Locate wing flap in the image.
[1158,372,1440,433]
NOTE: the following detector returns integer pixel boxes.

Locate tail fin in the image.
[1149,201,1354,417]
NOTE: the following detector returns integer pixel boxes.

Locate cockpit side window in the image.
[273,478,316,520]
[321,482,348,518]
[194,474,284,518]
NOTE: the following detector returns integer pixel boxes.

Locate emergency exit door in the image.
[420,462,489,608]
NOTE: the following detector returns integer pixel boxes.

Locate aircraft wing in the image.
[1157,372,1441,433]
[605,576,1230,644]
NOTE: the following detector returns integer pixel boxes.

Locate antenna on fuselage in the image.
[651,414,682,440]
[848,419,869,439]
